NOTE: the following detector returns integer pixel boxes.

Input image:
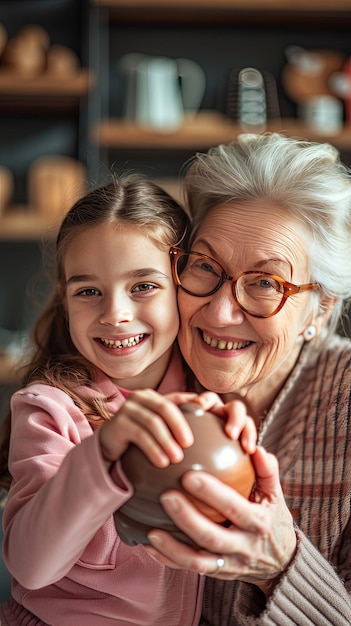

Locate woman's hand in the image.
[147,446,297,595]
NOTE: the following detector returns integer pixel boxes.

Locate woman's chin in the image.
[195,366,240,395]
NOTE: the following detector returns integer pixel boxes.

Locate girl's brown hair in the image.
[0,173,189,490]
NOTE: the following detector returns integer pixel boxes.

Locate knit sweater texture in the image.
[201,334,351,625]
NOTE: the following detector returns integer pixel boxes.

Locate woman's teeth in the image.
[100,334,144,349]
[203,333,250,351]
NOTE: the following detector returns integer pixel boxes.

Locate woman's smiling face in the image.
[177,200,318,410]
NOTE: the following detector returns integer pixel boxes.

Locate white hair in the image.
[183,133,351,343]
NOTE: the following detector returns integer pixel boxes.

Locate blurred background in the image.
[1,0,351,421]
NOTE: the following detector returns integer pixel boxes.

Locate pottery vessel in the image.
[114,402,255,546]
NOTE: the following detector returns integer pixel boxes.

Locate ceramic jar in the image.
[114,402,255,546]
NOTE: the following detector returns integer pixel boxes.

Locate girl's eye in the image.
[132,283,158,293]
[77,288,101,297]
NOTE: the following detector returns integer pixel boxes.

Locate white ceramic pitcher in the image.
[120,53,206,130]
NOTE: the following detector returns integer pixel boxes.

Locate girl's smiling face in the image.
[63,222,179,390]
[177,199,320,413]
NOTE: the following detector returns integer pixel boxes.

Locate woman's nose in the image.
[203,281,245,325]
[99,294,133,326]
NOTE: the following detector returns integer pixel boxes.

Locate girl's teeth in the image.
[101,334,144,349]
[203,333,249,351]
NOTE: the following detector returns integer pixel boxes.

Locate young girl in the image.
[0,174,255,626]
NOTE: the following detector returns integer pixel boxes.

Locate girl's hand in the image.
[168,391,257,455]
[99,389,200,467]
[146,446,296,595]
[209,397,257,455]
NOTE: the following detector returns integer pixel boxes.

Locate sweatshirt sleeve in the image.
[2,386,133,589]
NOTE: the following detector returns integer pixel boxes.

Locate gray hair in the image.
[183,133,351,343]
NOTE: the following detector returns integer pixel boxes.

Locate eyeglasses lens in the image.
[176,253,284,317]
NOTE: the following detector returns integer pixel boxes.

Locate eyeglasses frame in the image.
[169,246,319,319]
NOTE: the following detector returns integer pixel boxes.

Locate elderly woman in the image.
[147,133,351,624]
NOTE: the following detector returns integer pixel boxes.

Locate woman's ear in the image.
[304,294,337,341]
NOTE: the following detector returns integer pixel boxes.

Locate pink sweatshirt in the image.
[1,347,203,625]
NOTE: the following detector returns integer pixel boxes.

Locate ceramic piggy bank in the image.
[114,402,255,546]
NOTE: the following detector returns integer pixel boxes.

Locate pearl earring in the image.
[304,325,316,341]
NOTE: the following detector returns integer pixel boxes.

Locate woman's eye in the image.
[193,260,220,276]
[132,283,158,293]
[256,277,282,292]
[258,279,273,289]
[77,288,101,297]
[243,274,283,294]
[200,262,216,274]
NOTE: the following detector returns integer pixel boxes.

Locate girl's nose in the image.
[203,282,245,326]
[99,294,133,326]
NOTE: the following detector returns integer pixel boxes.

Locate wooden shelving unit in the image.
[0,70,92,240]
[90,0,351,172]
[93,111,351,152]
[0,207,59,241]
[0,70,92,98]
[0,72,94,114]
[0,3,92,390]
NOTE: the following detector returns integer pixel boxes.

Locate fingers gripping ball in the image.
[114,402,255,546]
